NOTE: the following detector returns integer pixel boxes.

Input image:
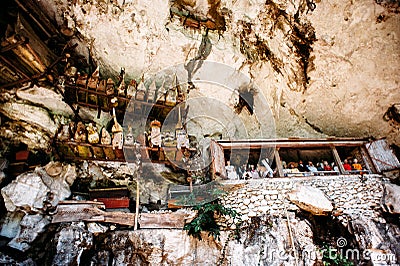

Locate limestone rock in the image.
[1,162,76,212]
[288,185,333,215]
[0,211,25,239]
[0,171,5,185]
[87,222,109,234]
[51,222,93,265]
[16,85,74,117]
[8,214,51,252]
[0,102,57,134]
[382,183,400,214]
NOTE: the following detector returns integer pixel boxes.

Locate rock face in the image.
[27,0,400,146]
[382,183,400,214]
[51,222,93,266]
[1,163,76,212]
[7,214,51,252]
[288,185,333,215]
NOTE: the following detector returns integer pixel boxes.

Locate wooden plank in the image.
[52,201,135,226]
[139,212,195,229]
[365,139,400,172]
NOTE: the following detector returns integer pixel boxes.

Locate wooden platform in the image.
[55,140,196,164]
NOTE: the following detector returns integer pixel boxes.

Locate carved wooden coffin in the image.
[52,200,135,226]
[138,212,195,229]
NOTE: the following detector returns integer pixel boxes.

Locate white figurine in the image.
[225,161,238,180]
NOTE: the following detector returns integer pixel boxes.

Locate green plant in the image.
[183,200,241,241]
[321,244,354,266]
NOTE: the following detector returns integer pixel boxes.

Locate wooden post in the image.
[360,146,377,174]
[274,148,284,177]
[331,146,346,174]
[134,172,140,230]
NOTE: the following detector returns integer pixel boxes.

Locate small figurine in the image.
[117,67,126,96]
[76,72,88,88]
[126,79,137,98]
[57,124,70,141]
[225,161,238,180]
[176,130,189,149]
[125,125,134,145]
[74,121,87,142]
[87,123,99,144]
[150,120,162,148]
[172,73,185,102]
[111,97,123,149]
[112,123,123,149]
[106,78,115,95]
[175,107,189,149]
[68,121,76,140]
[165,83,177,106]
[136,75,146,101]
[156,80,167,103]
[100,128,112,144]
[147,80,156,102]
[87,66,99,90]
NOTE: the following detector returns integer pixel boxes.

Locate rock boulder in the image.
[288,185,333,216]
[382,183,400,214]
[1,162,76,213]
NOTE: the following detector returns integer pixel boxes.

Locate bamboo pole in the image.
[284,204,298,266]
[134,173,139,230]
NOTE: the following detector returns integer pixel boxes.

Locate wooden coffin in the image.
[138,212,195,229]
[95,197,130,209]
[52,200,135,226]
[89,187,129,198]
[15,150,29,161]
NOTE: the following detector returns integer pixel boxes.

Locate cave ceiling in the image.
[0,0,399,151]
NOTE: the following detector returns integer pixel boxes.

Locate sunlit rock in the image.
[288,185,333,215]
[382,183,400,214]
[1,162,76,212]
[7,214,51,252]
[51,222,93,265]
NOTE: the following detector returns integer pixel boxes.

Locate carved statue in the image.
[74,121,87,142]
[125,125,134,145]
[150,120,162,147]
[87,123,99,144]
[111,97,123,149]
[100,128,111,144]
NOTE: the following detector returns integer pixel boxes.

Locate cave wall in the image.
[26,0,400,146]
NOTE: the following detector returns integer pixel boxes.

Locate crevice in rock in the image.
[304,118,323,134]
[184,31,212,86]
[238,1,316,93]
[297,211,360,264]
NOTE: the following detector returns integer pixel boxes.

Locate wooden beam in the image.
[218,142,367,149]
[331,145,346,174]
[274,148,284,177]
[360,145,377,174]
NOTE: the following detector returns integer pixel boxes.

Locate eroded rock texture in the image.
[18,0,397,146]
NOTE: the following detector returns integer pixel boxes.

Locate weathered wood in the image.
[210,140,226,179]
[139,212,195,229]
[365,139,400,172]
[52,200,135,226]
[274,148,284,177]
[217,139,368,149]
[331,146,346,174]
[89,187,129,198]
